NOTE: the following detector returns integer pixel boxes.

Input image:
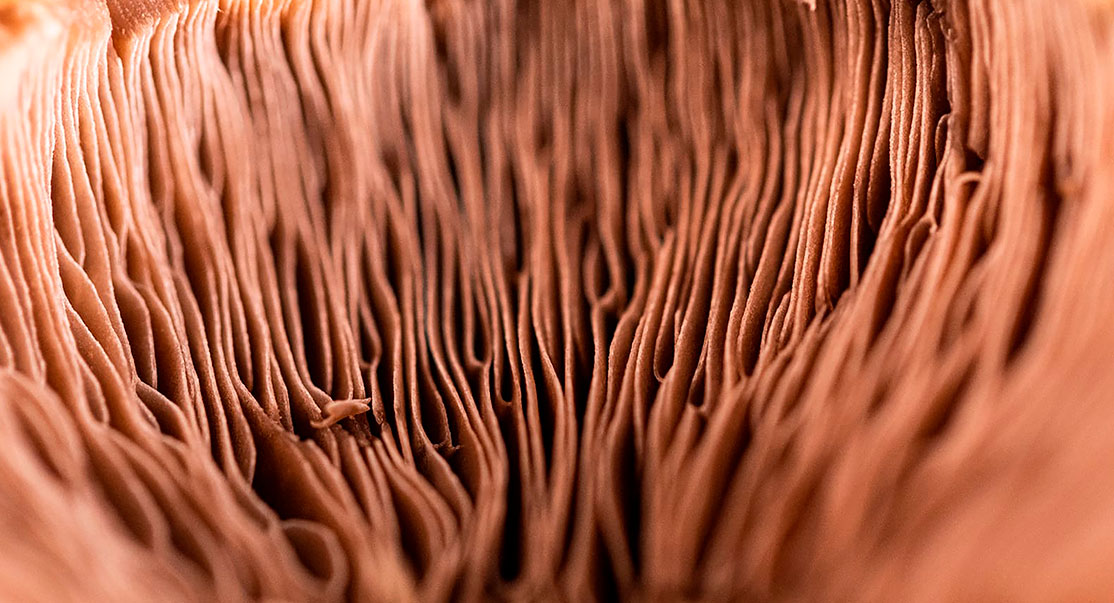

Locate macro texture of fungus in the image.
[2,0,1114,600]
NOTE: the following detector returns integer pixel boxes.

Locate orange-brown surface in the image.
[1,1,1113,600]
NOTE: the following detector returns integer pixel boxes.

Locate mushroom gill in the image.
[1,0,1114,600]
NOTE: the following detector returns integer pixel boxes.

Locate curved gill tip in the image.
[310,399,373,429]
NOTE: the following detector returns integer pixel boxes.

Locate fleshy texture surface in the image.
[2,0,1114,600]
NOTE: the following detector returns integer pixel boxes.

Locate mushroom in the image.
[2,0,1114,601]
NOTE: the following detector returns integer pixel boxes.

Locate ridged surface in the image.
[1,0,1114,600]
